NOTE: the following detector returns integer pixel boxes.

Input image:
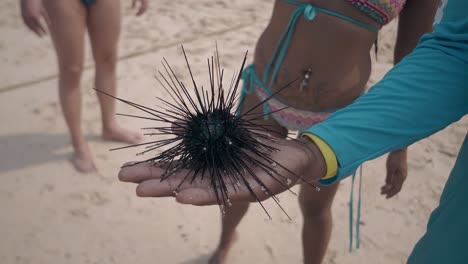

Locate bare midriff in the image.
[254,0,381,111]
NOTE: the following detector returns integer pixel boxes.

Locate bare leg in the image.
[209,91,288,264]
[43,0,96,173]
[87,0,143,144]
[299,182,339,264]
[209,203,248,264]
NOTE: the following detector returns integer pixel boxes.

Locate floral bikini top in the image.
[346,0,407,25]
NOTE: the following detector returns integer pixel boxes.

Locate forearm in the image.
[303,34,468,184]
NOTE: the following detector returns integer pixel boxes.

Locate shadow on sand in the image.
[0,133,70,174]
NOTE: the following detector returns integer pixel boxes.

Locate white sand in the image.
[0,0,466,263]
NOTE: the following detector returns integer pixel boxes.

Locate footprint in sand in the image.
[88,191,110,207]
[64,252,72,260]
[65,191,110,207]
[32,102,60,125]
[69,208,89,219]
[265,244,274,259]
[39,184,55,195]
[180,233,189,242]
[66,192,86,202]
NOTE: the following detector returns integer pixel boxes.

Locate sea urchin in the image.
[98,45,319,218]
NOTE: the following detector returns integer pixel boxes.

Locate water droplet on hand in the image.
[220,205,226,216]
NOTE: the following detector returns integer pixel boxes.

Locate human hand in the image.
[132,0,148,16]
[20,0,50,37]
[381,149,408,199]
[118,136,325,205]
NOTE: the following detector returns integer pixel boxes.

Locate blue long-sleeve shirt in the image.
[305,0,468,262]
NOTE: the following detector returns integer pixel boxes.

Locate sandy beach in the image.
[0,0,467,263]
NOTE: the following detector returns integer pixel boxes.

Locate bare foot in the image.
[209,233,238,264]
[102,124,143,144]
[71,151,97,173]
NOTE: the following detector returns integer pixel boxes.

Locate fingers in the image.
[383,150,408,198]
[134,0,148,16]
[36,17,48,36]
[21,9,48,37]
[119,162,166,183]
[33,22,46,37]
[23,16,44,37]
[380,183,393,198]
[381,172,405,199]
[175,171,291,205]
[129,166,258,200]
[135,178,182,197]
[176,186,259,205]
[120,161,278,204]
[381,169,394,197]
[41,8,51,28]
[176,189,216,205]
[386,173,405,198]
[119,161,216,196]
[135,175,237,200]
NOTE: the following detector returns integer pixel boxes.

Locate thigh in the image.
[86,0,121,59]
[43,0,87,67]
[299,182,340,214]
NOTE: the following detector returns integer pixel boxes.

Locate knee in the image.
[94,51,118,70]
[59,63,84,82]
[301,204,332,223]
[299,193,333,222]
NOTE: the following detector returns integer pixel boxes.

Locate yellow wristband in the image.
[302,133,338,179]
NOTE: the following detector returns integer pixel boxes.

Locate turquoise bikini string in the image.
[349,165,363,252]
[262,3,317,90]
[349,171,356,251]
[238,1,378,118]
[357,165,362,249]
[265,0,379,91]
[283,0,378,33]
[237,65,257,116]
[240,2,319,119]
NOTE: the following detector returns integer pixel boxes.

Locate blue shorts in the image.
[81,0,96,6]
